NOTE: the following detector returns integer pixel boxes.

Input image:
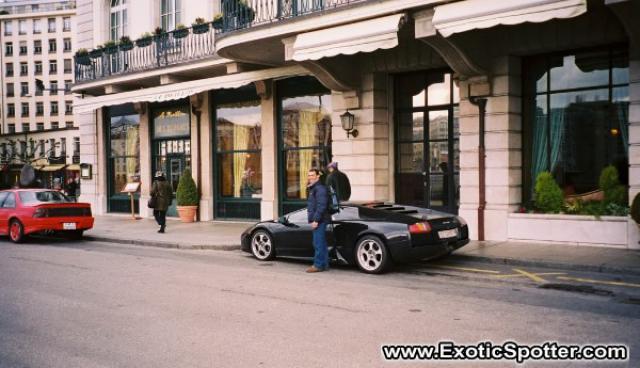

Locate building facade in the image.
[0,0,79,191]
[73,0,639,248]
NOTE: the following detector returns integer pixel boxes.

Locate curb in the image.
[451,253,640,277]
[85,236,241,251]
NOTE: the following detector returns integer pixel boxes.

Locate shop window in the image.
[107,104,140,213]
[278,76,332,214]
[523,47,629,204]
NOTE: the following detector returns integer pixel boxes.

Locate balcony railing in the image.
[75,24,215,83]
[218,0,370,33]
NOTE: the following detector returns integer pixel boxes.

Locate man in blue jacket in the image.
[306,168,331,273]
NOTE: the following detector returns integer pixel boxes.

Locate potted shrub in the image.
[89,45,103,59]
[119,35,133,51]
[176,168,199,223]
[534,171,563,213]
[154,26,167,40]
[192,17,210,34]
[75,48,91,65]
[172,23,189,38]
[631,192,640,225]
[103,40,118,54]
[136,32,153,47]
[212,13,224,30]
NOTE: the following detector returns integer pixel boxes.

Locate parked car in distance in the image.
[241,202,469,274]
[0,189,94,243]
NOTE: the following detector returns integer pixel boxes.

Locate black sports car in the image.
[240,203,470,274]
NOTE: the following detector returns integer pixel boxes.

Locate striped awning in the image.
[39,164,66,172]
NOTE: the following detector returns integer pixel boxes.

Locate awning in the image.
[66,164,81,171]
[432,0,587,37]
[291,13,406,61]
[39,164,66,172]
[75,65,310,113]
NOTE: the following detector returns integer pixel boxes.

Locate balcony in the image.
[74,24,216,84]
[217,0,371,34]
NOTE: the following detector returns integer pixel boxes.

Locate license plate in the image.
[63,222,77,230]
[438,228,458,239]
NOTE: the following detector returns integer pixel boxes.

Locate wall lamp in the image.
[340,110,358,138]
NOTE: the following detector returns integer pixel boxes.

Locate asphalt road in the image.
[0,238,639,368]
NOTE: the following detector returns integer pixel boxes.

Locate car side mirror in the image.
[278,215,289,224]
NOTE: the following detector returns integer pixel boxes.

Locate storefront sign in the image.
[153,106,190,139]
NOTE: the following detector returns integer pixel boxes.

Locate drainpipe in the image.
[468,96,487,241]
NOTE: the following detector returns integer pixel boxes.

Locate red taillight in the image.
[409,222,432,234]
[33,208,48,218]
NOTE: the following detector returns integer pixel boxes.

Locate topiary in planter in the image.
[534,171,563,213]
[177,168,198,206]
[600,165,626,206]
[631,192,640,224]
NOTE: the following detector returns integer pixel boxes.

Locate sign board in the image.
[121,182,141,193]
[153,106,190,139]
[80,163,92,179]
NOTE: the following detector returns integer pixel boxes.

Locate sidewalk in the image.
[85,215,640,276]
[85,215,251,250]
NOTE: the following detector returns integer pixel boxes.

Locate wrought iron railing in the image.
[218,0,371,33]
[74,24,215,83]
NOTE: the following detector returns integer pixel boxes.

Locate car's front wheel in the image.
[251,230,275,261]
[9,219,25,243]
[355,235,390,274]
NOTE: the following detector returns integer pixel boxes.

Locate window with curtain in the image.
[110,0,127,40]
[109,112,140,196]
[523,47,629,203]
[160,0,181,31]
[279,77,332,205]
[216,97,262,199]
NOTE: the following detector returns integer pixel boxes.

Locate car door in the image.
[0,192,12,235]
[274,209,315,258]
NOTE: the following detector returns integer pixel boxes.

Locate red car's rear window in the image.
[19,191,71,204]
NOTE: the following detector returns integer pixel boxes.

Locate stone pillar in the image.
[331,73,390,202]
[77,107,107,215]
[260,80,278,221]
[458,56,522,241]
[197,92,214,221]
[627,46,640,249]
[138,103,153,219]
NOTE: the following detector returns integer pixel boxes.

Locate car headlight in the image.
[456,216,467,226]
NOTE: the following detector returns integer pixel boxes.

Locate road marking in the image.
[495,272,566,279]
[511,268,548,283]
[557,276,640,289]
[430,265,501,274]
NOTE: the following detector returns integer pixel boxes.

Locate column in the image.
[260,80,278,221]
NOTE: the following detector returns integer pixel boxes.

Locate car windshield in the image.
[19,191,71,204]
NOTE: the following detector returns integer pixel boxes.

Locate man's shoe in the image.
[158,227,165,233]
[306,266,324,273]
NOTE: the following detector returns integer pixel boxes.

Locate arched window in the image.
[160,0,181,31]
[110,0,127,40]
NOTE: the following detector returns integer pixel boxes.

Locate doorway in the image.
[394,71,460,214]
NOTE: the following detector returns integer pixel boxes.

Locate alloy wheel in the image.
[251,231,274,260]
[357,238,384,272]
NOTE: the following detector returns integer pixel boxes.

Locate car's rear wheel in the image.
[251,230,275,261]
[9,220,25,243]
[355,235,390,274]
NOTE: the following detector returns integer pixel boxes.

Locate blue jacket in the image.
[307,181,331,223]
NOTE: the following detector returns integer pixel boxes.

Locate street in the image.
[1,238,639,368]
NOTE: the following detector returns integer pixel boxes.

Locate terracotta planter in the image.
[177,205,198,223]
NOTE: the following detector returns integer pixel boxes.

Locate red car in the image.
[0,189,94,243]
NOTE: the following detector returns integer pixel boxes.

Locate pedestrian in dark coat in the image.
[326,162,351,201]
[151,171,173,233]
[306,168,331,273]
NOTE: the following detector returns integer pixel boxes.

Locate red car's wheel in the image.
[9,219,25,243]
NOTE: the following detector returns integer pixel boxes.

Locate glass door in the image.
[395,71,460,214]
[165,154,185,217]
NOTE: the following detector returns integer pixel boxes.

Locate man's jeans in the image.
[312,221,329,269]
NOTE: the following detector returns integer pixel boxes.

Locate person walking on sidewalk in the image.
[151,171,173,233]
[306,168,331,273]
[326,162,351,201]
